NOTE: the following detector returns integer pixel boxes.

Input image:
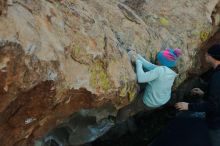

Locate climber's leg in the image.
[116,92,151,123]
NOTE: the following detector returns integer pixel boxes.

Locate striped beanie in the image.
[157,48,182,67]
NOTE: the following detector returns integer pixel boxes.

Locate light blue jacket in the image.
[136,55,177,108]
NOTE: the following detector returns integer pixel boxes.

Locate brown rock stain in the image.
[0,0,7,16]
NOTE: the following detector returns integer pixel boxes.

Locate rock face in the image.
[0,0,220,145]
[0,0,7,15]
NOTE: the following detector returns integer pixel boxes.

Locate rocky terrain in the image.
[0,0,220,145]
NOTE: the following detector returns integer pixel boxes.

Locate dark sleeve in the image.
[198,78,208,93]
[189,73,220,112]
[188,102,207,112]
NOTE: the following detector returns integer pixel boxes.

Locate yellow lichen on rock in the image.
[200,31,209,42]
[89,61,111,93]
[160,17,169,26]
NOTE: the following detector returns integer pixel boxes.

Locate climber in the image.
[175,44,220,146]
[116,48,182,122]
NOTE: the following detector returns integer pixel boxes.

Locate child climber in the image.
[116,48,182,122]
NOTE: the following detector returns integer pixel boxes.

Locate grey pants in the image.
[116,93,154,123]
[209,129,220,146]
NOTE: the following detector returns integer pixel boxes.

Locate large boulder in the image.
[0,0,220,145]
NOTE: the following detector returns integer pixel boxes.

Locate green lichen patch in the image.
[200,31,209,42]
[69,43,93,64]
[89,61,112,93]
[119,79,137,102]
[159,17,169,26]
[71,44,86,57]
[119,83,128,97]
[198,24,212,42]
[128,82,137,102]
